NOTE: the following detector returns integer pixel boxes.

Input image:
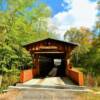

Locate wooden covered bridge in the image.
[20,38,84,86]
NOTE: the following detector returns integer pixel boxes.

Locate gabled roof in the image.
[23,38,78,47]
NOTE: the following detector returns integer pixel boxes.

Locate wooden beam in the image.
[34,52,64,54]
[39,46,57,50]
[34,54,40,75]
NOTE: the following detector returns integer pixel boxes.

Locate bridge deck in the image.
[22,77,75,87]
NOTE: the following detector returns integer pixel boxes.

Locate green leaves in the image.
[64,27,93,55]
[0,34,32,73]
[0,0,53,89]
[64,27,100,76]
[0,0,53,72]
[87,38,100,69]
[64,27,94,67]
[7,0,34,12]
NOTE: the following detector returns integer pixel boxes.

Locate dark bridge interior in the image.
[39,54,66,77]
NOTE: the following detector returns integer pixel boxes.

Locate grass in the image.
[76,92,100,100]
[0,73,20,92]
[92,87,100,92]
[75,67,100,91]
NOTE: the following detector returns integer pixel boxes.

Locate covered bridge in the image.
[20,38,84,86]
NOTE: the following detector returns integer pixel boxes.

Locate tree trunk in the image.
[0,75,2,87]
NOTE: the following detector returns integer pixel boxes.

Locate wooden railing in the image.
[20,67,84,86]
[20,68,38,83]
[20,69,33,83]
[67,68,84,86]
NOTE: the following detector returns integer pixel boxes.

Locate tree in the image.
[93,1,100,36]
[83,36,100,76]
[0,35,32,73]
[64,27,93,66]
[0,0,55,89]
[0,0,52,44]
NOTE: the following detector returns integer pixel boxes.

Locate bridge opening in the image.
[39,53,66,78]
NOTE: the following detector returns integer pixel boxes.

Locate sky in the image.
[0,0,98,39]
[41,0,97,39]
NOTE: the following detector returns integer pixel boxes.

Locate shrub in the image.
[1,68,20,90]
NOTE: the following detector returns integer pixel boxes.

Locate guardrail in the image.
[67,68,84,86]
[20,69,32,83]
[20,68,38,83]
